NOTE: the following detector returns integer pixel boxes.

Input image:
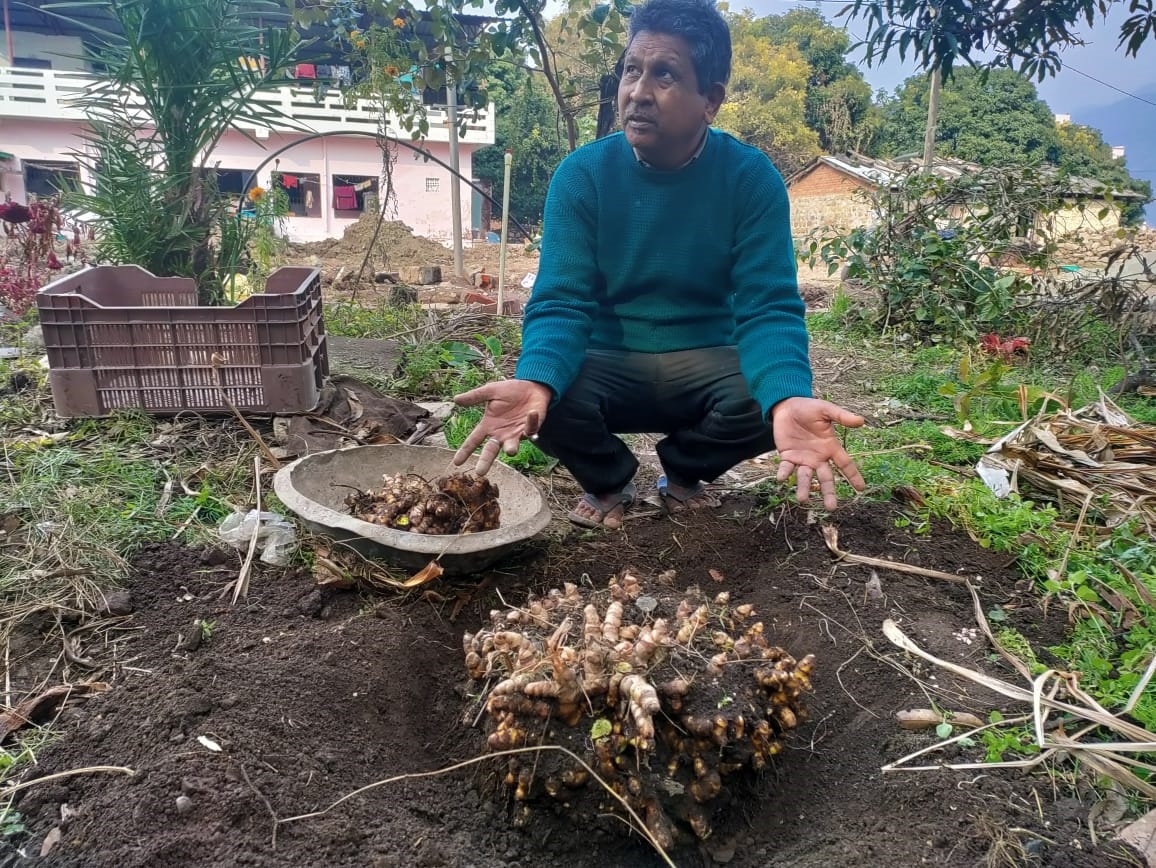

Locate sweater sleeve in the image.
[513,155,600,401]
[731,157,813,417]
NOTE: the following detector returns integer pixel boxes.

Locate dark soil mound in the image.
[4,501,1141,867]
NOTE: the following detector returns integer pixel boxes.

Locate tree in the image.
[757,8,879,153]
[838,0,1155,80]
[289,0,626,151]
[1055,122,1152,225]
[715,15,820,175]
[877,69,1060,166]
[62,0,299,297]
[473,69,568,226]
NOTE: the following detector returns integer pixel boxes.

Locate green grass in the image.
[0,380,259,592]
[803,321,1156,752]
[321,299,429,339]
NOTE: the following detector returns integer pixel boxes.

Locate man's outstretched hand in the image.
[771,397,866,510]
[452,380,552,475]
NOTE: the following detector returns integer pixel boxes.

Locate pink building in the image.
[0,7,495,244]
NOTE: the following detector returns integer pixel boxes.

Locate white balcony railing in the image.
[0,66,494,145]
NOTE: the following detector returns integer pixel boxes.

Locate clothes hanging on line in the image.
[333,185,358,210]
[280,174,299,189]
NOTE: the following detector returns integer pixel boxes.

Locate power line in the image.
[1052,65,1156,109]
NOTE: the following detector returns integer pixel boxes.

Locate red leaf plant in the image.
[0,196,85,315]
[980,332,1031,361]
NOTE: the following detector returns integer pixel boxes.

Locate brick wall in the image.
[787,163,877,237]
[789,163,871,197]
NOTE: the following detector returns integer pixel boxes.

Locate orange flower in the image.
[248,186,266,203]
[385,65,400,76]
[392,16,405,27]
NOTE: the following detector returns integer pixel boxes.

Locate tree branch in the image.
[515,0,579,150]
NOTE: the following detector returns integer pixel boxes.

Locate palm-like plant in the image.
[52,0,300,298]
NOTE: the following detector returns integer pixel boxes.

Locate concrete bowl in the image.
[273,444,553,575]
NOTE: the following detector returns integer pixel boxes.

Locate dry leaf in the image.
[0,683,108,742]
[708,569,725,584]
[399,560,444,588]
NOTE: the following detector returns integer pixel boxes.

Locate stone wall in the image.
[1051,226,1156,268]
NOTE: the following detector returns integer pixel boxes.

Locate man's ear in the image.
[704,83,726,123]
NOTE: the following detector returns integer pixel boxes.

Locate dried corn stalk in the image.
[463,570,815,848]
[346,472,500,534]
[977,393,1156,530]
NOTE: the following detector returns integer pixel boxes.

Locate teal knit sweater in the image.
[514,128,812,418]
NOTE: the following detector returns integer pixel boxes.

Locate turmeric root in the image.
[465,571,816,846]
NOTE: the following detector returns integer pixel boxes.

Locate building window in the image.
[200,167,250,197]
[330,174,378,215]
[24,160,80,198]
[273,171,322,218]
[425,177,440,193]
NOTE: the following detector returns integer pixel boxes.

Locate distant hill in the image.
[1068,86,1156,226]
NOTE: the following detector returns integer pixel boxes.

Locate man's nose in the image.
[628,73,655,104]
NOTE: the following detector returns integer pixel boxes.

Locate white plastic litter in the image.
[218,509,297,566]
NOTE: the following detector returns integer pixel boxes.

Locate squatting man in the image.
[452,0,865,525]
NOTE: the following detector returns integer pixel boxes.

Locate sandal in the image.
[567,482,637,529]
[654,474,720,513]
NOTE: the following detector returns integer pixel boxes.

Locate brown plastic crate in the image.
[37,265,329,417]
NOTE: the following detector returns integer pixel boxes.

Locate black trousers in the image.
[533,347,776,496]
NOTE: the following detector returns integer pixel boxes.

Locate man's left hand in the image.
[771,397,866,510]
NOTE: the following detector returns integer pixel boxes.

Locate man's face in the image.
[617,31,725,170]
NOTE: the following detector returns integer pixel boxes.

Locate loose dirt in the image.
[4,500,1140,867]
[286,215,542,307]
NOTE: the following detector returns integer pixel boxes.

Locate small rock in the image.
[178,695,213,717]
[705,838,737,864]
[175,795,194,815]
[97,589,134,616]
[180,778,198,796]
[169,731,185,744]
[416,401,455,421]
[219,694,238,710]
[296,589,325,617]
[399,264,442,286]
[1119,806,1156,864]
[200,547,231,566]
[177,626,202,653]
[3,370,34,393]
